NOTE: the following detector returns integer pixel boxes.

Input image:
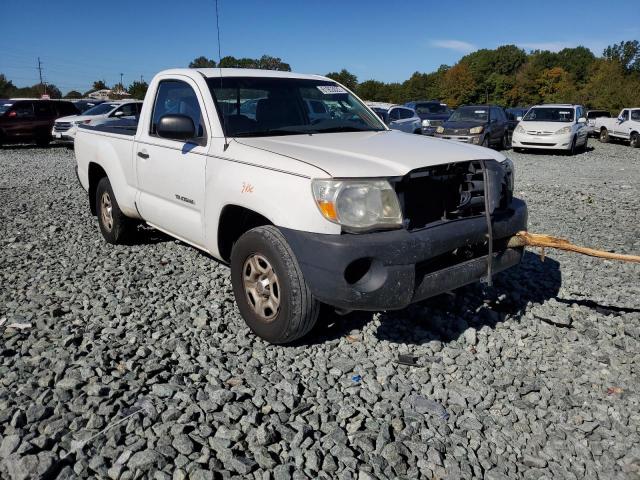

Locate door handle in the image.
[137,151,149,159]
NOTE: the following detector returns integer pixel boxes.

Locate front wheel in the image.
[567,136,577,156]
[599,128,610,143]
[230,226,320,344]
[630,132,640,148]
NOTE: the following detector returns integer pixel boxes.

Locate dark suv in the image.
[434,105,509,149]
[404,100,452,135]
[0,99,79,146]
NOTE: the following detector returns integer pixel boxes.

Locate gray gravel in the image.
[1,141,639,479]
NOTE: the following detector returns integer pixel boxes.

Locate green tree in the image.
[356,80,392,101]
[0,74,16,97]
[603,40,640,72]
[189,56,216,68]
[325,69,358,91]
[556,47,595,84]
[127,81,148,100]
[441,63,476,107]
[64,90,82,99]
[256,55,291,71]
[93,80,108,91]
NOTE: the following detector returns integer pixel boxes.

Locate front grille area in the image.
[54,122,72,132]
[522,141,556,146]
[525,130,553,136]
[429,120,444,127]
[394,160,510,231]
[443,128,469,135]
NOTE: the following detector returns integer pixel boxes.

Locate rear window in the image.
[587,111,610,119]
[55,102,80,116]
[414,103,448,114]
[34,102,54,118]
[0,102,15,115]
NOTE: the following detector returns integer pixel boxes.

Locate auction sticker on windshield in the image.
[317,85,348,95]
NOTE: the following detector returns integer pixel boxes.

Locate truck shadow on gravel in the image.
[306,251,562,346]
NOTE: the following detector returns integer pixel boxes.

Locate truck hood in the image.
[236,130,506,178]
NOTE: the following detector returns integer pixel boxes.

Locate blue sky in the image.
[2,0,639,94]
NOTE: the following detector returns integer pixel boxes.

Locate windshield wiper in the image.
[312,126,381,133]
[232,129,309,138]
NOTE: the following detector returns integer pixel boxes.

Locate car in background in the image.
[511,104,588,155]
[52,100,143,142]
[585,109,611,136]
[596,108,640,147]
[0,99,79,147]
[404,100,452,135]
[505,107,529,135]
[366,102,422,134]
[72,99,106,113]
[434,105,509,149]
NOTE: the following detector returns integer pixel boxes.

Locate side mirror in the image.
[578,117,587,124]
[157,114,195,141]
[516,116,522,121]
[618,116,625,122]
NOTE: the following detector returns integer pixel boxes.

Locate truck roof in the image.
[162,68,329,81]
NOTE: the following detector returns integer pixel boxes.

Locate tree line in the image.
[327,40,640,113]
[1,43,637,113]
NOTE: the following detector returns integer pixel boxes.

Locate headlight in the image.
[555,126,571,135]
[311,179,402,232]
[436,126,445,134]
[469,126,484,134]
[502,158,515,192]
[421,119,430,127]
[515,124,524,134]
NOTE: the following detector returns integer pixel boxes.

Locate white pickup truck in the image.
[595,108,640,147]
[74,68,527,344]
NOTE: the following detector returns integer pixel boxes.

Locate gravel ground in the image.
[1,141,639,480]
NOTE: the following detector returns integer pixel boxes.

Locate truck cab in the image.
[596,108,640,147]
[74,68,526,344]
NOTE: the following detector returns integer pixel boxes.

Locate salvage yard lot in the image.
[0,142,639,479]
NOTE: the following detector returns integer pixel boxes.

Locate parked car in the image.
[404,100,452,135]
[585,109,611,137]
[505,107,529,138]
[366,102,422,134]
[52,100,143,142]
[0,99,79,146]
[511,104,589,155]
[74,68,525,344]
[595,108,640,147]
[434,105,509,149]
[73,99,107,113]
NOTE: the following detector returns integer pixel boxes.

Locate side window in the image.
[631,110,640,121]
[389,108,401,121]
[13,102,34,118]
[34,102,54,119]
[151,80,204,138]
[620,110,629,121]
[399,108,414,119]
[114,103,138,117]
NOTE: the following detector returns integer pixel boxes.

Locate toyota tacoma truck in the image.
[74,68,527,344]
[596,108,640,147]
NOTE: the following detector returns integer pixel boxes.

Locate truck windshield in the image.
[206,77,385,137]
[523,108,574,122]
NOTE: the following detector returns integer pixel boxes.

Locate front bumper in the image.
[52,125,77,142]
[422,126,437,136]
[280,198,527,311]
[511,132,572,150]
[435,133,482,145]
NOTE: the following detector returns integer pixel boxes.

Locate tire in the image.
[599,128,610,143]
[581,135,588,152]
[630,132,640,148]
[230,225,320,344]
[35,135,51,147]
[413,129,422,135]
[95,177,132,244]
[568,136,577,156]
[499,133,508,150]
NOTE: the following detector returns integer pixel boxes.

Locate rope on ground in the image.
[507,231,640,264]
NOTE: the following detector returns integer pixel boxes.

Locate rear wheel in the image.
[95,177,133,244]
[230,226,320,344]
[630,132,640,148]
[499,133,508,150]
[599,128,610,143]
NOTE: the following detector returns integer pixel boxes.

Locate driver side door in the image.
[615,110,629,136]
[135,78,208,247]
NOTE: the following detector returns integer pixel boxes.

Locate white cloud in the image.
[431,40,477,53]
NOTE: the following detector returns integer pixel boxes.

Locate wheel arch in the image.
[88,162,108,215]
[217,204,274,263]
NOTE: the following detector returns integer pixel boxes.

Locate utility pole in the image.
[37,57,46,95]
[119,73,124,92]
[140,75,144,84]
